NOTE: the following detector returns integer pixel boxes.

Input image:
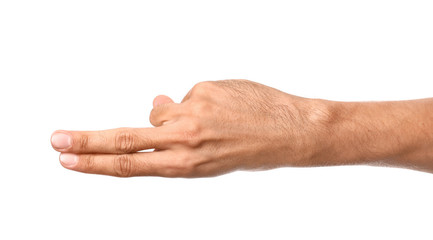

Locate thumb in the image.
[153,95,174,108]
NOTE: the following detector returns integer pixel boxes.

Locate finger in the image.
[149,102,182,127]
[51,127,173,154]
[153,95,174,107]
[59,151,172,177]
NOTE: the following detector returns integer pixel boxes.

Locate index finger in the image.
[51,127,172,154]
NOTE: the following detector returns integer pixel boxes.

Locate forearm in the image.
[313,98,433,173]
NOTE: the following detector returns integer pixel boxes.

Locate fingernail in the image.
[60,153,78,167]
[51,132,72,149]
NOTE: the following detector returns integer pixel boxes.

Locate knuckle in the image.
[179,120,202,147]
[113,154,134,177]
[77,134,89,151]
[178,166,195,178]
[166,152,197,178]
[114,129,136,153]
[149,105,174,126]
[79,155,95,172]
[189,101,212,116]
[149,108,160,126]
[160,168,180,178]
[190,81,214,96]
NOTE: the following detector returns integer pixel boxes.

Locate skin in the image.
[50,79,433,177]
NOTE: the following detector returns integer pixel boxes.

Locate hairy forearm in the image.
[312,98,433,173]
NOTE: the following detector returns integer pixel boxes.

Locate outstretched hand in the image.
[51,79,325,177]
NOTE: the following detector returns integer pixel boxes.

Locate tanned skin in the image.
[50,79,433,177]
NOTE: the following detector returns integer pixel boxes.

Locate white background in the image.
[1,0,432,239]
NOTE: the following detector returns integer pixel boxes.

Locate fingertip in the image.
[59,153,78,168]
[51,130,72,151]
[153,95,174,108]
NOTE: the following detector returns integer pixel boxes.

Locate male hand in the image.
[51,79,326,177]
[52,79,433,177]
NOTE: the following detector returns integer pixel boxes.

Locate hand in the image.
[51,79,328,177]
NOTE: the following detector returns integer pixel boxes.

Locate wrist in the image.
[313,99,431,170]
[283,97,339,167]
[310,100,395,166]
[301,98,345,166]
[301,99,402,167]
